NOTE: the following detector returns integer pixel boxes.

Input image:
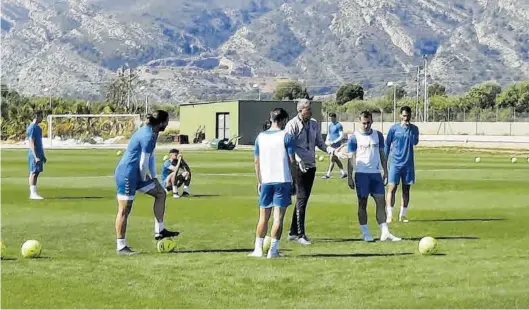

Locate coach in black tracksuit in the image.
[285,99,335,245]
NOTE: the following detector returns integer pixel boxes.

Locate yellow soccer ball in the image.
[418,236,438,255]
[21,240,42,258]
[116,150,123,156]
[511,157,518,164]
[318,155,324,162]
[157,238,176,253]
[1,241,6,259]
[262,236,272,253]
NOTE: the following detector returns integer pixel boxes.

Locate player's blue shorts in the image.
[354,173,385,198]
[258,182,292,208]
[388,165,415,185]
[28,153,43,173]
[115,172,156,201]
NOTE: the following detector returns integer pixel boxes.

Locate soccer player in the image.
[344,111,401,242]
[285,99,336,245]
[114,110,180,255]
[322,112,347,179]
[385,106,420,223]
[249,108,295,258]
[161,149,192,199]
[27,111,46,200]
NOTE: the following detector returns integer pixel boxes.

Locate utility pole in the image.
[423,55,428,123]
[127,68,131,110]
[416,66,420,122]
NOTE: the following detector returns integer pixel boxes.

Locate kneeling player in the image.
[249,108,296,258]
[161,149,192,199]
[343,111,401,242]
[114,110,180,255]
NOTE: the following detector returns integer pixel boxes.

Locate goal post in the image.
[46,114,142,147]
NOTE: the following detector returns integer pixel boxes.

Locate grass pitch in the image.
[1,148,529,308]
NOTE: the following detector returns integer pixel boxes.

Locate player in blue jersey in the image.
[114,110,179,255]
[161,149,191,199]
[322,113,347,179]
[27,111,47,200]
[341,111,401,242]
[385,106,419,223]
[249,108,296,258]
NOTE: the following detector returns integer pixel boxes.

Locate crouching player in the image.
[114,110,180,255]
[342,111,401,242]
[161,149,192,199]
[249,108,296,258]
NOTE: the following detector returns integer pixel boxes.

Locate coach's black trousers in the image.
[289,167,317,237]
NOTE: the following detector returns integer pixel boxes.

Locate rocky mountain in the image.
[2,0,529,103]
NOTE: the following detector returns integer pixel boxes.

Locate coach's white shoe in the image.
[380,233,402,242]
[287,234,299,241]
[296,235,312,245]
[172,194,180,199]
[30,194,44,200]
[248,250,263,258]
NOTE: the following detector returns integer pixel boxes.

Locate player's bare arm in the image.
[254,155,262,193]
[28,138,40,162]
[347,152,356,189]
[380,149,388,185]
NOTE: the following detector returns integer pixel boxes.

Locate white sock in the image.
[30,185,37,195]
[255,237,264,252]
[387,206,394,216]
[340,169,345,175]
[379,223,390,236]
[270,238,279,253]
[117,238,127,251]
[400,207,407,217]
[173,188,178,195]
[360,224,369,234]
[155,220,164,234]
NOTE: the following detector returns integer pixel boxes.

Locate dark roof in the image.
[180,100,321,107]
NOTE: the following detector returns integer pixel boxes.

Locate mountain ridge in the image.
[2,0,528,102]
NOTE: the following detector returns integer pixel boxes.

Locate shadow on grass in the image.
[52,196,105,200]
[315,236,480,243]
[404,236,480,241]
[1,257,17,261]
[313,238,365,243]
[412,218,504,222]
[187,194,220,198]
[171,248,292,254]
[300,252,414,258]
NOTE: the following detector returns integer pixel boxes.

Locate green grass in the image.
[2,148,529,308]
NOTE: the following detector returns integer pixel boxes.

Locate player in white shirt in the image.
[341,111,401,242]
[249,108,296,258]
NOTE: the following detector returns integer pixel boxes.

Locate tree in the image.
[105,67,140,112]
[464,82,502,109]
[336,83,364,105]
[428,83,446,97]
[272,81,309,100]
[384,85,406,102]
[497,82,529,112]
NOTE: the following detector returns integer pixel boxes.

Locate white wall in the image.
[321,122,529,136]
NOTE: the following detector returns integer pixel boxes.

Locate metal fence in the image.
[329,108,529,123]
